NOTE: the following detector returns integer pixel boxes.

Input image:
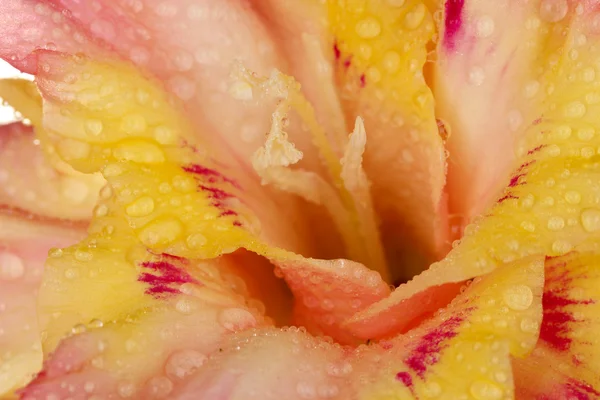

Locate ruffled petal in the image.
[357,256,544,399]
[327,0,449,279]
[349,0,600,338]
[0,120,104,221]
[0,50,394,398]
[0,214,84,396]
[513,251,600,398]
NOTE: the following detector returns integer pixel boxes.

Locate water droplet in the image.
[381,51,401,73]
[218,308,256,332]
[146,376,173,398]
[90,19,116,40]
[296,381,316,399]
[581,208,600,232]
[404,3,426,30]
[85,119,103,136]
[165,349,206,379]
[470,380,503,400]
[168,75,196,100]
[94,204,109,217]
[582,67,596,82]
[71,323,86,334]
[520,317,539,333]
[175,298,195,314]
[61,177,90,204]
[539,0,568,23]
[99,184,113,199]
[565,191,581,204]
[89,319,104,328]
[186,233,207,249]
[120,114,147,134]
[520,221,536,232]
[547,216,565,231]
[84,381,96,393]
[523,80,540,98]
[547,144,561,157]
[503,285,533,310]
[173,50,193,72]
[326,361,353,377]
[118,381,136,398]
[468,66,485,86]
[153,126,175,145]
[49,248,63,258]
[0,252,24,280]
[317,384,339,398]
[476,16,495,38]
[552,240,572,255]
[581,147,595,158]
[138,217,184,247]
[74,249,93,262]
[158,182,172,194]
[507,110,523,132]
[64,268,79,279]
[130,46,150,65]
[563,101,586,118]
[126,196,155,217]
[113,140,165,164]
[172,175,196,192]
[355,17,381,38]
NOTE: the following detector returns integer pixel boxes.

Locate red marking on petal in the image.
[405,314,466,377]
[508,173,526,188]
[540,258,595,351]
[498,193,518,203]
[199,186,234,201]
[527,145,545,155]
[396,371,413,387]
[359,74,366,87]
[444,0,465,50]
[183,164,239,188]
[333,42,341,60]
[138,260,199,298]
[565,379,600,399]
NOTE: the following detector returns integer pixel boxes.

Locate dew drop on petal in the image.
[503,285,533,310]
[404,3,426,30]
[469,380,503,400]
[355,17,381,38]
[581,208,600,232]
[0,252,24,280]
[476,16,495,38]
[125,196,155,217]
[146,376,173,398]
[539,0,568,23]
[546,216,565,231]
[565,191,581,204]
[218,308,256,332]
[165,349,207,380]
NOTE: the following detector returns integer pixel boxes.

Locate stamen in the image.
[235,64,389,281]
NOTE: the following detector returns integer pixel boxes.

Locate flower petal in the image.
[0,214,84,396]
[513,251,600,398]
[350,0,600,337]
[0,0,106,73]
[0,119,104,221]
[1,51,390,397]
[357,256,544,399]
[327,0,449,279]
[158,253,544,400]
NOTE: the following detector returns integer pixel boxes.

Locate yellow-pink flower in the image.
[0,0,600,399]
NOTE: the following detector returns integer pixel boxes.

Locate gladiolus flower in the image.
[1,0,600,399]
